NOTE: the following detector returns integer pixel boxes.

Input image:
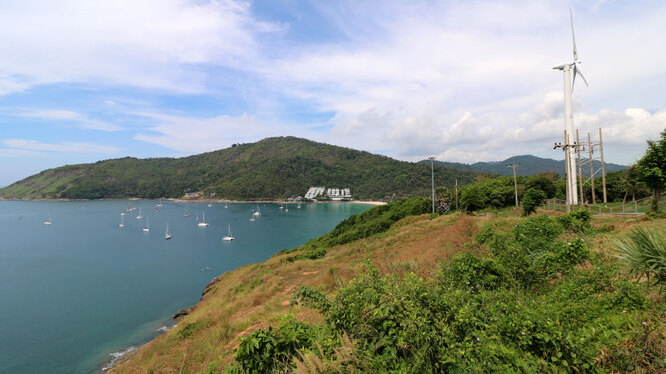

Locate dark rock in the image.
[173,307,194,319]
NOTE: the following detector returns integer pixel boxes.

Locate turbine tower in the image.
[553,10,588,207]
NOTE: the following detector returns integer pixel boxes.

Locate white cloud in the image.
[11,109,121,132]
[132,112,305,153]
[0,0,281,95]
[2,139,120,155]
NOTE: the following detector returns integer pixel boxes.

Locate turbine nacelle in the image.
[552,63,570,70]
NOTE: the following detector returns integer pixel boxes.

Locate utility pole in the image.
[506,161,520,208]
[599,128,607,203]
[429,156,435,214]
[455,179,459,211]
[588,132,596,204]
[576,130,584,205]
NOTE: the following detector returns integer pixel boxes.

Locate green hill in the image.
[0,137,480,200]
[426,155,627,177]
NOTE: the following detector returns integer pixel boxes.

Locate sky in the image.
[0,0,664,186]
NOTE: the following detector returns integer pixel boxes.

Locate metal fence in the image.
[541,196,663,215]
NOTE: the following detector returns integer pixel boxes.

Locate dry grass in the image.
[110,212,665,374]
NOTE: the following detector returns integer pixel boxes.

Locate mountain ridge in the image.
[0,136,481,200]
[422,154,627,177]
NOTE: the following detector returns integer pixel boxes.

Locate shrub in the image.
[440,252,508,290]
[614,228,666,290]
[232,317,317,373]
[514,215,563,256]
[557,209,592,233]
[522,188,547,216]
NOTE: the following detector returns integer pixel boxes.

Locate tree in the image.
[636,129,666,211]
[522,188,547,216]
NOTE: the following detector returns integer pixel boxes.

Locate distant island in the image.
[422,154,627,177]
[0,137,479,201]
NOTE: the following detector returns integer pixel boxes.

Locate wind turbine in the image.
[553,9,588,208]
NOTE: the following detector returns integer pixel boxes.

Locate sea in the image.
[0,200,370,373]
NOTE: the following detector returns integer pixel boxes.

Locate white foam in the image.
[101,346,137,371]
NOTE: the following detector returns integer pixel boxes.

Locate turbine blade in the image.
[576,64,589,87]
[570,9,578,61]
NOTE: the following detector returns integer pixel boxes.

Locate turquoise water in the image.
[0,200,369,374]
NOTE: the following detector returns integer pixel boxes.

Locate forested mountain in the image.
[0,137,481,200]
[425,155,627,177]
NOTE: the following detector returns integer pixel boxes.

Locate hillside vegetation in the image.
[111,201,665,373]
[0,137,479,200]
[428,155,627,177]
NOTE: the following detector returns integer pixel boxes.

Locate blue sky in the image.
[1,0,665,186]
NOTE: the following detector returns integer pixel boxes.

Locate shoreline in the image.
[0,196,387,206]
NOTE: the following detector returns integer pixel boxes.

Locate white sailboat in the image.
[285,204,289,212]
[119,214,125,228]
[136,207,143,219]
[184,205,191,217]
[165,222,172,240]
[222,223,234,241]
[157,198,163,207]
[43,214,52,225]
[142,218,150,232]
[279,203,284,210]
[198,212,209,227]
[253,204,261,216]
[297,203,301,209]
[225,203,228,208]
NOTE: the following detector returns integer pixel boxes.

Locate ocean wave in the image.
[101,346,137,371]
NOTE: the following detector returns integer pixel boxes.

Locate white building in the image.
[305,186,351,200]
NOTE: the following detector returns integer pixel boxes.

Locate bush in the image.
[557,209,592,233]
[522,188,547,216]
[440,252,508,290]
[514,215,563,256]
[614,228,666,290]
[232,317,317,373]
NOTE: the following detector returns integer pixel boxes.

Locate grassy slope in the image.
[110,211,665,373]
[0,137,480,200]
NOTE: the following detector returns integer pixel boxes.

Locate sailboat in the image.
[119,214,125,228]
[43,214,52,225]
[279,203,284,210]
[198,212,209,227]
[225,203,228,209]
[253,203,261,216]
[285,204,289,212]
[297,203,301,209]
[249,210,256,222]
[165,222,172,240]
[136,207,143,219]
[142,218,150,232]
[157,198,163,207]
[222,223,234,241]
[184,205,191,217]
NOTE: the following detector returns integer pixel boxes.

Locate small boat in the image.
[18,215,22,220]
[142,218,150,232]
[43,215,52,225]
[207,202,213,207]
[279,204,284,210]
[184,205,191,217]
[136,207,143,219]
[222,223,234,241]
[198,212,209,227]
[249,210,256,222]
[225,203,228,209]
[297,204,301,209]
[157,198,163,207]
[165,222,172,240]
[119,214,125,228]
[253,204,261,216]
[285,204,289,212]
